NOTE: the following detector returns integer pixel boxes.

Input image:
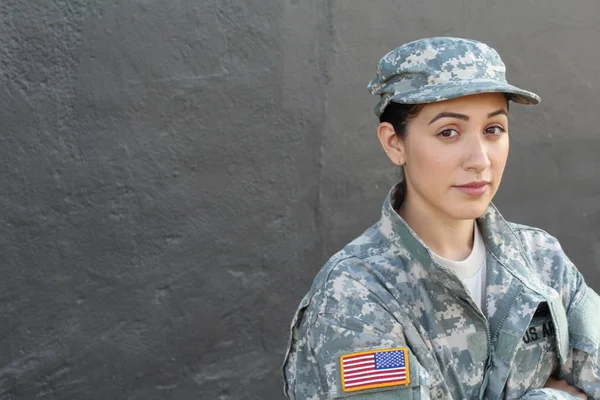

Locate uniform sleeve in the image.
[309,312,431,399]
[559,284,600,398]
[286,275,433,400]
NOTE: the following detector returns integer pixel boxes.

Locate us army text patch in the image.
[523,320,555,344]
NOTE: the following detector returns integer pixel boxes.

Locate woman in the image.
[282,37,600,399]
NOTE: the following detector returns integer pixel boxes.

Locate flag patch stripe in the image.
[345,375,407,388]
[343,365,374,373]
[343,354,373,363]
[343,360,373,367]
[345,371,407,383]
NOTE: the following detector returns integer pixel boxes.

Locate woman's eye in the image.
[437,129,459,138]
[485,125,506,135]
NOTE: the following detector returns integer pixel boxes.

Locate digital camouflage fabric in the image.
[367,37,540,117]
[283,183,600,399]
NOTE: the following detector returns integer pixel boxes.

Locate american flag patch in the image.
[340,348,410,392]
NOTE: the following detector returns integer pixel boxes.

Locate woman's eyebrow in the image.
[488,109,508,118]
[428,112,468,125]
[428,109,508,125]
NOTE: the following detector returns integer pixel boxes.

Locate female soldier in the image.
[282,37,600,399]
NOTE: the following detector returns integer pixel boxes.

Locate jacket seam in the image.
[566,280,587,319]
[305,240,392,329]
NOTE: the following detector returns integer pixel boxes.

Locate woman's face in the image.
[396,92,510,221]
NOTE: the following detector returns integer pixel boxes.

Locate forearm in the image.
[519,388,587,400]
[558,348,600,399]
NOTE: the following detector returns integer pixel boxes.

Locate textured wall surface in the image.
[1,1,600,399]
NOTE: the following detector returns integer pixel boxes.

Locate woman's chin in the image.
[446,201,491,220]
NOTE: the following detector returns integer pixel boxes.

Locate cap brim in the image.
[386,79,540,108]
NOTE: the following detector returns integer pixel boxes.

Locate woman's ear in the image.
[377,122,406,166]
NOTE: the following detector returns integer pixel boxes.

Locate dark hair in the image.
[378,102,424,139]
[378,102,423,201]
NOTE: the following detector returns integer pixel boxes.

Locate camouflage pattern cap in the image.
[368,37,541,117]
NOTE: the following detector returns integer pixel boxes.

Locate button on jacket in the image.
[283,184,600,399]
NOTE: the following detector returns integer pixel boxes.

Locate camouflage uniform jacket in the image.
[283,184,600,399]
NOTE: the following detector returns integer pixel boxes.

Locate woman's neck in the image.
[398,193,475,261]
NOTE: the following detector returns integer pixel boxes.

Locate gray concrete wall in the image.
[1,1,599,399]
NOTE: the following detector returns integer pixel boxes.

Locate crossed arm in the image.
[543,377,587,399]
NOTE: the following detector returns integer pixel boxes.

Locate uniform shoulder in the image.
[507,221,563,253]
[508,221,551,236]
[301,225,402,316]
[314,222,392,284]
[308,253,395,314]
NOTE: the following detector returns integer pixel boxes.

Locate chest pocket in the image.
[504,304,559,398]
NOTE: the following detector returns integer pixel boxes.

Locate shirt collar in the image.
[431,221,485,279]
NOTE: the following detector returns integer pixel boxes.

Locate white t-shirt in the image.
[430,222,487,312]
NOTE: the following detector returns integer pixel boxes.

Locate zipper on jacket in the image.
[457,296,493,400]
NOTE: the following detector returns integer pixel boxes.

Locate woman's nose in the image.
[464,136,491,172]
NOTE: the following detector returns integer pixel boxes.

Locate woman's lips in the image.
[454,182,490,196]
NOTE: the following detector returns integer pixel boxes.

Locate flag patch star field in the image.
[340,348,410,392]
